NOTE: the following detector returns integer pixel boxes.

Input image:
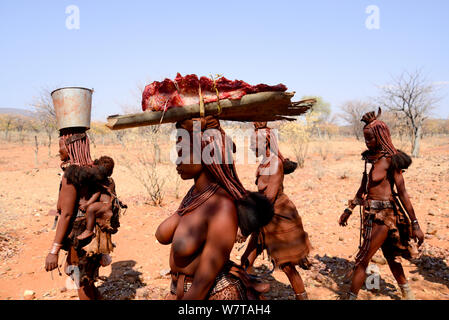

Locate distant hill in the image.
[0,108,37,118]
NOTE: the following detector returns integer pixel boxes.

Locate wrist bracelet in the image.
[344,208,353,215]
[412,220,419,225]
[49,243,63,255]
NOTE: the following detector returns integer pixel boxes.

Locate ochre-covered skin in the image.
[142,73,287,111]
[338,109,425,300]
[44,135,104,300]
[155,116,268,300]
[255,157,312,267]
[240,124,311,300]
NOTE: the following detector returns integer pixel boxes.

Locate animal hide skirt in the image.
[166,262,268,300]
[258,211,312,269]
[355,200,419,267]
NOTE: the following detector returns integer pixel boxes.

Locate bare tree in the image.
[31,88,57,157]
[339,100,372,140]
[14,115,27,142]
[378,70,442,157]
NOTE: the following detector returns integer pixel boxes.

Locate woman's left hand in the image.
[338,211,351,227]
[412,225,425,246]
[45,253,59,272]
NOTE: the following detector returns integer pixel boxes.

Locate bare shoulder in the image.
[270,155,284,174]
[61,176,76,191]
[377,156,391,169]
[259,155,283,176]
[207,187,237,218]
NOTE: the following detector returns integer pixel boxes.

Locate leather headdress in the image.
[361,107,382,126]
[361,107,397,156]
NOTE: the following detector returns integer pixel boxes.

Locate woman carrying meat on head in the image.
[44,88,118,300]
[338,108,424,300]
[156,115,273,300]
[240,122,312,300]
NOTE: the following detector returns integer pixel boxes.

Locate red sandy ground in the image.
[0,136,448,300]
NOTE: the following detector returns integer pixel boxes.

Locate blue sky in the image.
[1,0,448,121]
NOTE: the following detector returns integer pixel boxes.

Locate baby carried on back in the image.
[76,156,126,241]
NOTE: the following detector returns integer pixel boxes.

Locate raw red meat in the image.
[142,73,287,112]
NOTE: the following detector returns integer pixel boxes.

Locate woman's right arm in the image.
[350,172,367,209]
[257,157,283,204]
[45,176,77,271]
[339,173,366,226]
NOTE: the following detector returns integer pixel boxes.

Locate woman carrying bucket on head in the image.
[44,87,121,300]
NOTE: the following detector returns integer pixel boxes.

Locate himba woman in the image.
[240,122,312,300]
[339,108,424,300]
[44,89,117,300]
[156,115,273,300]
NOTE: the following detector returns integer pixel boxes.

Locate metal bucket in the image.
[51,87,93,130]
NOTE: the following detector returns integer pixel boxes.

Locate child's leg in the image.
[77,203,103,240]
[96,207,114,232]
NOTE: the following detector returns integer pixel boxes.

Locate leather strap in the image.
[65,133,86,145]
[176,273,186,299]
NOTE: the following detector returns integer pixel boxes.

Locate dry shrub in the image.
[315,166,325,180]
[281,121,311,168]
[119,130,167,206]
[315,137,331,160]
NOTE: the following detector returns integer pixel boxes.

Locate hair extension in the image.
[253,125,298,174]
[361,108,412,170]
[61,132,93,167]
[361,108,398,156]
[175,117,274,232]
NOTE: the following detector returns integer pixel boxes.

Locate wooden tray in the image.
[106,91,315,130]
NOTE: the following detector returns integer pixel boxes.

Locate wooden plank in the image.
[106,92,315,130]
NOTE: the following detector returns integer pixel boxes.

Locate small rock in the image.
[313,273,326,283]
[426,224,438,235]
[338,237,344,241]
[159,269,170,278]
[411,276,420,282]
[23,290,35,300]
[371,256,387,265]
[136,287,149,299]
[428,211,436,216]
[60,287,67,293]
